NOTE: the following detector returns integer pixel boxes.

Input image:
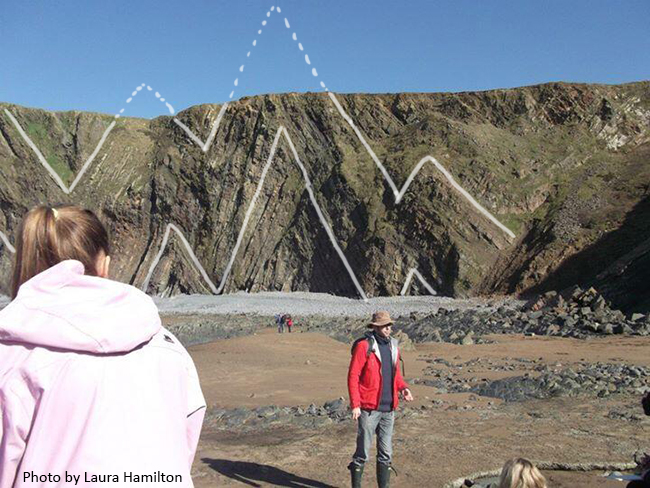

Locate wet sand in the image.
[189,329,650,487]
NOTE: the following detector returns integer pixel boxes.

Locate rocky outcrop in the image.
[416,359,650,404]
[393,286,650,343]
[0,81,649,310]
[470,363,650,402]
[203,398,424,432]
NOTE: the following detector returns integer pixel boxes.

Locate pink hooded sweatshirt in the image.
[0,260,206,487]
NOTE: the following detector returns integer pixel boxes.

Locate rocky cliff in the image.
[0,81,648,311]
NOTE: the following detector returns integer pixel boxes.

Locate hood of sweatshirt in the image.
[0,260,161,354]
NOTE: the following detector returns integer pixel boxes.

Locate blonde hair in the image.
[11,205,110,299]
[498,458,547,488]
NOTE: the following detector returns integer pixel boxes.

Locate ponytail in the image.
[11,205,110,299]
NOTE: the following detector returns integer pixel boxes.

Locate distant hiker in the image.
[280,314,287,333]
[286,315,294,333]
[276,313,284,333]
[0,205,206,488]
[496,458,547,488]
[347,311,413,488]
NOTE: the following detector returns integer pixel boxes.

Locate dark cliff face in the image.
[0,81,649,310]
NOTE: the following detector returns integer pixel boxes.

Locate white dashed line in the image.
[1,4,513,299]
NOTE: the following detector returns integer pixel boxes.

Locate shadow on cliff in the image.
[202,458,336,487]
[526,193,650,312]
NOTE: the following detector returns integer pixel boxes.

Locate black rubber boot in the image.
[376,463,392,488]
[348,462,364,488]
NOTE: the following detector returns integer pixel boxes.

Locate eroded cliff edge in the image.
[0,81,648,311]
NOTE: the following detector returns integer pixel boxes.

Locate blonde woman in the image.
[497,458,547,488]
[0,205,205,487]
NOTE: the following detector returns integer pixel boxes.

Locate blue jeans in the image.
[352,410,394,466]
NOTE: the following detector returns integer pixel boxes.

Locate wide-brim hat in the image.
[368,311,393,328]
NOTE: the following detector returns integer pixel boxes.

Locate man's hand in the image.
[402,388,414,402]
[352,407,361,420]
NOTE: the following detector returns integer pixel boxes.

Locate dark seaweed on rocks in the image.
[394,287,650,344]
[203,398,425,431]
[470,364,650,402]
[423,362,650,403]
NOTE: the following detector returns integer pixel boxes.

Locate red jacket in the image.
[347,335,409,411]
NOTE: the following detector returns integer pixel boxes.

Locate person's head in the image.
[498,458,547,488]
[642,391,650,416]
[368,311,393,339]
[11,204,111,299]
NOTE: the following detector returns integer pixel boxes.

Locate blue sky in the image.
[1,0,649,118]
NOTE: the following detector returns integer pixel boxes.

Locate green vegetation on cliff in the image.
[0,81,648,311]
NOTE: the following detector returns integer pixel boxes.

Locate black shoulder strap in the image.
[351,333,374,358]
[350,337,364,355]
[352,335,406,376]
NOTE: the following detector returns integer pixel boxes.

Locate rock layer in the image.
[0,82,649,310]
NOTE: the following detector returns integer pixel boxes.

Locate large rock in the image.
[393,330,416,351]
[461,331,475,345]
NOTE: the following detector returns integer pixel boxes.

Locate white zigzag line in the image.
[3,108,116,195]
[172,90,511,297]
[4,96,443,297]
[172,102,229,152]
[2,2,275,183]
[400,268,437,296]
[2,82,174,194]
[169,7,515,241]
[0,4,506,297]
[3,2,515,245]
[176,95,515,242]
[142,223,218,294]
[327,92,516,240]
[142,126,369,301]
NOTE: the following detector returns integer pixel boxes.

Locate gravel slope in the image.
[152,291,518,317]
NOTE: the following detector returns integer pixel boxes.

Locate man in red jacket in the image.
[347,311,413,488]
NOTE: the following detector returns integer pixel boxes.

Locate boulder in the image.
[592,295,607,312]
[561,285,584,301]
[580,307,592,317]
[462,331,475,345]
[546,324,561,335]
[393,330,416,351]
